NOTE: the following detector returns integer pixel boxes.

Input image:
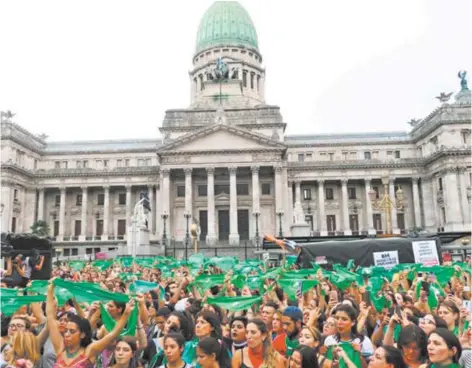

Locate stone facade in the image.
[1,3,471,257]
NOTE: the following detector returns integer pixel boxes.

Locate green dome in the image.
[195,1,259,54]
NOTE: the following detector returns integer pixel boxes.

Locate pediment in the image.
[157,124,286,153]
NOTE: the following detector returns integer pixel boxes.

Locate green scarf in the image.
[0,295,45,316]
[285,336,299,357]
[431,364,461,368]
[53,279,129,304]
[326,343,362,368]
[206,295,262,312]
[100,303,138,336]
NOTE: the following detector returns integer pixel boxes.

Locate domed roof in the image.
[195,1,259,54]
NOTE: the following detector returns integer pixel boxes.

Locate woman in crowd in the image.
[197,337,231,368]
[419,314,448,335]
[2,331,41,368]
[271,311,284,341]
[420,328,462,368]
[437,301,461,336]
[108,337,139,368]
[46,282,134,368]
[289,345,318,368]
[231,319,285,368]
[159,333,192,368]
[396,325,427,368]
[297,326,331,367]
[226,317,247,356]
[368,346,406,368]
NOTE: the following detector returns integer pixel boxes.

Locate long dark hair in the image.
[197,337,231,368]
[67,314,92,347]
[426,328,462,366]
[380,346,407,368]
[109,337,138,368]
[397,324,427,361]
[294,345,319,368]
[332,304,364,342]
[168,311,193,341]
[196,311,222,340]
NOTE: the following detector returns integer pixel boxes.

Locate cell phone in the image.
[395,306,402,318]
[463,300,471,311]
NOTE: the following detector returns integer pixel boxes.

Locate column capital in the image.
[103,185,110,192]
[80,185,88,191]
[389,177,396,185]
[37,186,45,192]
[206,166,215,175]
[274,164,283,173]
[184,168,193,176]
[161,168,170,177]
[318,179,325,186]
[341,178,348,185]
[412,176,420,183]
[251,165,260,174]
[364,178,372,184]
[294,179,302,185]
[228,166,237,175]
[59,186,66,192]
[147,184,155,190]
[125,184,132,191]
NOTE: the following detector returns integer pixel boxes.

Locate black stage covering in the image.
[1,232,53,280]
[297,237,442,268]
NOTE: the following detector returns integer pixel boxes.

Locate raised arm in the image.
[35,256,45,271]
[46,282,63,354]
[86,299,134,358]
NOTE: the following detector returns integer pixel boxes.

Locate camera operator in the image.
[24,249,45,283]
[3,254,26,287]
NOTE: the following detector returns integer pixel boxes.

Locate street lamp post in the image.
[184,211,191,260]
[161,211,169,248]
[276,209,284,237]
[253,210,260,250]
[368,174,404,235]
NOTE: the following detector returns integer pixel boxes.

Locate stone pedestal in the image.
[290,223,311,236]
[229,233,240,246]
[206,234,217,246]
[127,226,155,256]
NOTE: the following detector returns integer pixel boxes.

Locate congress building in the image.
[1,1,471,258]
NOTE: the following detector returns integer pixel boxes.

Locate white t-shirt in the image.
[324,334,374,359]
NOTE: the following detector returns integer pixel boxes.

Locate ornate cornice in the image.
[34,167,160,179]
[287,139,411,148]
[0,163,35,178]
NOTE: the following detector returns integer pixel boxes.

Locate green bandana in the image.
[206,295,262,312]
[285,336,299,357]
[53,279,129,304]
[0,295,45,316]
[326,343,362,368]
[100,303,138,336]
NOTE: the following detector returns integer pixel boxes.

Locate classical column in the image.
[431,175,441,229]
[1,183,12,233]
[341,179,352,235]
[80,186,88,241]
[293,180,304,223]
[459,168,471,226]
[287,181,294,225]
[147,185,154,234]
[444,168,462,230]
[161,169,170,236]
[364,179,375,234]
[318,180,327,235]
[58,187,66,240]
[389,178,400,234]
[37,187,45,221]
[125,185,132,227]
[411,177,422,228]
[206,167,216,245]
[421,177,435,231]
[229,166,239,245]
[251,166,260,238]
[185,168,193,215]
[155,175,161,236]
[103,186,109,240]
[274,165,284,233]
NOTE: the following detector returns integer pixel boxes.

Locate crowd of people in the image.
[0,253,470,368]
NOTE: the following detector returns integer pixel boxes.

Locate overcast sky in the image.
[0,0,471,142]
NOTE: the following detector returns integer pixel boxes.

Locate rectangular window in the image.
[250,73,254,89]
[350,152,357,159]
[54,221,59,236]
[397,213,405,230]
[177,185,185,197]
[125,159,130,167]
[328,152,335,161]
[97,194,105,205]
[342,152,349,160]
[325,188,334,200]
[55,161,61,168]
[236,183,249,196]
[261,183,271,195]
[55,195,60,206]
[11,217,16,233]
[63,249,70,256]
[387,151,393,157]
[34,159,38,169]
[117,159,122,167]
[348,187,356,199]
[372,186,380,199]
[146,158,151,166]
[76,194,82,206]
[72,248,78,256]
[74,220,81,236]
[103,160,109,168]
[438,177,443,191]
[96,220,103,236]
[305,153,312,160]
[117,219,126,236]
[349,214,359,232]
[214,184,229,195]
[441,207,446,224]
[13,189,18,200]
[62,161,68,169]
[373,214,382,231]
[243,70,248,87]
[303,188,311,200]
[119,193,126,205]
[298,154,304,162]
[327,215,336,232]
[394,150,401,159]
[364,152,371,160]
[83,160,88,168]
[198,185,207,197]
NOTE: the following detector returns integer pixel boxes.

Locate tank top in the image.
[53,351,93,368]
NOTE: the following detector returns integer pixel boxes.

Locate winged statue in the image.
[0,110,16,123]
[211,57,236,81]
[458,70,468,91]
[435,92,453,103]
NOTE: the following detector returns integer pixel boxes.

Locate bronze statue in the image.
[458,70,468,91]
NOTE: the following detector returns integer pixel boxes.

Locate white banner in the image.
[412,240,440,266]
[373,250,399,269]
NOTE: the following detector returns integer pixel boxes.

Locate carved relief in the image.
[161,156,191,164]
[251,153,280,162]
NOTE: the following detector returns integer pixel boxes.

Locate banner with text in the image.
[412,240,440,266]
[373,250,399,269]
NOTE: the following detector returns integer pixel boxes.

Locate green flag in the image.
[100,303,138,336]
[53,279,129,304]
[0,295,46,316]
[206,295,262,312]
[129,280,158,294]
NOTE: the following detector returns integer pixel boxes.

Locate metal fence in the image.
[164,239,256,260]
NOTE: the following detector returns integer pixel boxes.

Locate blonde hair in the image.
[302,325,322,342]
[8,331,40,365]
